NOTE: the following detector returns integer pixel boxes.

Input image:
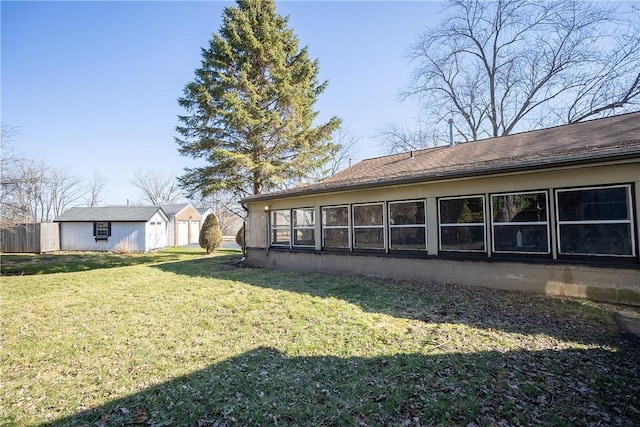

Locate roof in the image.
[54,206,168,223]
[242,112,640,203]
[160,203,191,217]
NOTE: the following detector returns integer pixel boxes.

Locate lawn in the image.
[1,248,639,426]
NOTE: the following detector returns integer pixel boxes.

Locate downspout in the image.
[241,203,248,260]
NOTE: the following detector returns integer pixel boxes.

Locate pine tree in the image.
[199,214,223,254]
[176,0,341,197]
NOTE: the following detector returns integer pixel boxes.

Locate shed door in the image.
[177,220,189,246]
[190,220,200,244]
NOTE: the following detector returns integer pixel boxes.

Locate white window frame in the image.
[490,191,550,255]
[352,202,386,250]
[388,199,427,251]
[555,184,636,257]
[292,208,315,247]
[438,195,486,253]
[322,205,350,249]
[95,222,109,238]
[270,209,291,247]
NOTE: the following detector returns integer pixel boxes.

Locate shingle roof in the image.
[160,204,190,217]
[54,206,167,222]
[242,112,640,203]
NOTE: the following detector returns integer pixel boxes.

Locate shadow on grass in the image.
[0,248,239,275]
[46,346,640,426]
[152,255,619,346]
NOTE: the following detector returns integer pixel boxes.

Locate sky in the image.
[2,1,443,206]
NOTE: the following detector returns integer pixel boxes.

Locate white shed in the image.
[54,206,169,252]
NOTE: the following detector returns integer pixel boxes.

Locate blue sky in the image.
[2,1,441,206]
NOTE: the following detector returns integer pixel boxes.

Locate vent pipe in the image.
[410,150,414,159]
[448,118,455,147]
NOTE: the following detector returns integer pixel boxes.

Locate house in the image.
[240,112,640,306]
[54,206,169,252]
[161,203,202,247]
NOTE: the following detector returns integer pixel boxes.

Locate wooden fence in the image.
[0,223,60,253]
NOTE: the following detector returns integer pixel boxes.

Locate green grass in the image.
[1,249,639,426]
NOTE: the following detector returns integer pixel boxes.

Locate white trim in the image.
[352,202,385,250]
[388,199,427,251]
[438,195,486,253]
[555,184,636,257]
[321,205,351,249]
[490,191,551,255]
[270,209,291,247]
[292,208,315,247]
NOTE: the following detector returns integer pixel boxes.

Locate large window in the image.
[322,206,349,249]
[556,185,635,257]
[491,192,549,254]
[389,200,427,250]
[293,208,315,247]
[93,222,111,241]
[353,203,385,249]
[270,210,290,246]
[439,196,485,252]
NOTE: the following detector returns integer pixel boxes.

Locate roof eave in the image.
[241,148,640,204]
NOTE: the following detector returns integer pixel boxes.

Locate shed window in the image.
[270,210,290,246]
[491,192,549,254]
[93,222,111,241]
[556,185,635,256]
[293,208,315,247]
[322,206,349,249]
[353,203,384,249]
[389,200,426,250]
[439,196,485,252]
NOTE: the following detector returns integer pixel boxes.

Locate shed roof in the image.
[160,203,194,217]
[242,112,640,203]
[54,206,168,222]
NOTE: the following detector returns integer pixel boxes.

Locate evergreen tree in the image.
[199,214,223,254]
[176,0,341,197]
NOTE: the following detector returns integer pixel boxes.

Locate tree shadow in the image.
[152,255,622,346]
[46,346,640,426]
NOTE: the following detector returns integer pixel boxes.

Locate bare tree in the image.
[375,116,442,153]
[399,0,640,147]
[193,191,244,236]
[131,170,184,205]
[48,167,84,218]
[85,172,108,207]
[327,127,360,175]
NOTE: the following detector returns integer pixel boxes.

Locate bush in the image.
[235,225,245,251]
[199,214,222,254]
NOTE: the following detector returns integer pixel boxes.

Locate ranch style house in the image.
[240,112,640,307]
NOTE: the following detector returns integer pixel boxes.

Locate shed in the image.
[161,203,202,247]
[54,206,169,252]
[241,112,640,306]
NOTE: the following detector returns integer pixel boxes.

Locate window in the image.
[270,210,290,246]
[439,196,485,252]
[491,192,549,254]
[556,185,635,256]
[353,203,385,249]
[322,205,349,249]
[293,208,315,247]
[93,222,110,240]
[389,200,426,250]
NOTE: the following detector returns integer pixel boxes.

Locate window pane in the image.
[323,206,348,226]
[96,222,109,237]
[271,210,290,226]
[390,227,426,250]
[294,209,314,227]
[390,201,425,225]
[440,197,484,224]
[440,226,485,251]
[294,229,315,246]
[558,187,629,221]
[492,193,547,223]
[271,229,290,245]
[353,204,383,226]
[559,223,633,255]
[323,228,349,248]
[493,225,549,252]
[354,228,384,249]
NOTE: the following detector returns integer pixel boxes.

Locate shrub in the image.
[235,225,245,251]
[199,214,222,254]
